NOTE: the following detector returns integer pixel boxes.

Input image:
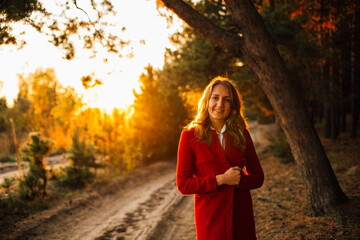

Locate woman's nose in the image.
[217,99,225,107]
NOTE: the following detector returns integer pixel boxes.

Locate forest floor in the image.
[252,122,360,240]
[0,121,359,240]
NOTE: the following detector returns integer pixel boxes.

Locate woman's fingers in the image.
[232,166,241,171]
[223,167,241,185]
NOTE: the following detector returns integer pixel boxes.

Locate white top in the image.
[211,124,226,150]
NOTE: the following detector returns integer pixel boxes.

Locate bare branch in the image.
[73,0,92,22]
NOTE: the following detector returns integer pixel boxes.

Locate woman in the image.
[177,76,264,240]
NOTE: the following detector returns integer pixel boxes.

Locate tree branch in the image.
[160,0,243,58]
[73,0,92,22]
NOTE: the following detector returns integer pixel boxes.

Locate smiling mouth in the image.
[214,109,224,113]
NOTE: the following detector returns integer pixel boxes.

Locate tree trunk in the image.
[331,105,340,140]
[160,0,348,215]
[225,0,347,215]
[269,0,275,11]
[328,23,339,141]
[339,45,347,133]
[350,3,360,138]
[321,3,332,139]
[7,131,16,153]
[317,100,324,123]
[324,106,331,138]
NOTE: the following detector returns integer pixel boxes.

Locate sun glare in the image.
[0,0,182,113]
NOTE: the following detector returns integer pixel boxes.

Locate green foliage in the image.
[2,191,22,212]
[129,65,188,166]
[11,68,82,151]
[160,1,235,89]
[68,128,96,169]
[52,86,82,130]
[1,177,16,193]
[0,0,127,59]
[55,166,95,189]
[7,97,31,134]
[268,131,294,164]
[261,5,303,47]
[0,0,44,45]
[163,30,232,90]
[0,0,43,22]
[231,68,274,123]
[0,97,8,132]
[260,5,322,106]
[55,129,96,189]
[162,1,274,123]
[95,108,127,173]
[20,68,58,135]
[0,97,7,111]
[18,133,50,200]
[0,155,15,163]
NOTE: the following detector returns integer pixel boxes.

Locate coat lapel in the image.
[224,132,233,161]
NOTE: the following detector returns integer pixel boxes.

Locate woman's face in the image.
[208,84,231,123]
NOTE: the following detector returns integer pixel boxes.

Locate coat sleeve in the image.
[176,130,218,195]
[238,129,264,191]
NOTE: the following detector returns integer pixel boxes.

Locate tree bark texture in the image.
[161,0,348,215]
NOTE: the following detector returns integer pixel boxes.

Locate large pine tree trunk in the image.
[224,0,347,215]
[160,0,348,215]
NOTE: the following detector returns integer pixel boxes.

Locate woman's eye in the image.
[212,96,218,100]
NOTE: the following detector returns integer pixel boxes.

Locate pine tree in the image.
[56,128,96,189]
[18,133,50,200]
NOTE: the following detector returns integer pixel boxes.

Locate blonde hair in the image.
[188,76,248,149]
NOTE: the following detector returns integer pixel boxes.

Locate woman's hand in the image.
[216,166,241,186]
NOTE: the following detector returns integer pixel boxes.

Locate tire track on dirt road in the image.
[147,195,196,240]
[94,176,184,240]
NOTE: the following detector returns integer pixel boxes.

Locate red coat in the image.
[177,128,264,240]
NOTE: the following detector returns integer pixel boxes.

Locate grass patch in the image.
[279,193,294,201]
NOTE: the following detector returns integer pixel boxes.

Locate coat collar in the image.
[210,124,226,134]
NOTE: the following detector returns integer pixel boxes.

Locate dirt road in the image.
[2,122,273,240]
[3,161,183,240]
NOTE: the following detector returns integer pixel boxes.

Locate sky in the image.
[0,0,182,112]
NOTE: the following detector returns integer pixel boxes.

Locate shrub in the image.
[0,178,26,216]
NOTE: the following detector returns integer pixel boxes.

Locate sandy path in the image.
[7,162,180,240]
[92,172,182,240]
[147,195,196,240]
